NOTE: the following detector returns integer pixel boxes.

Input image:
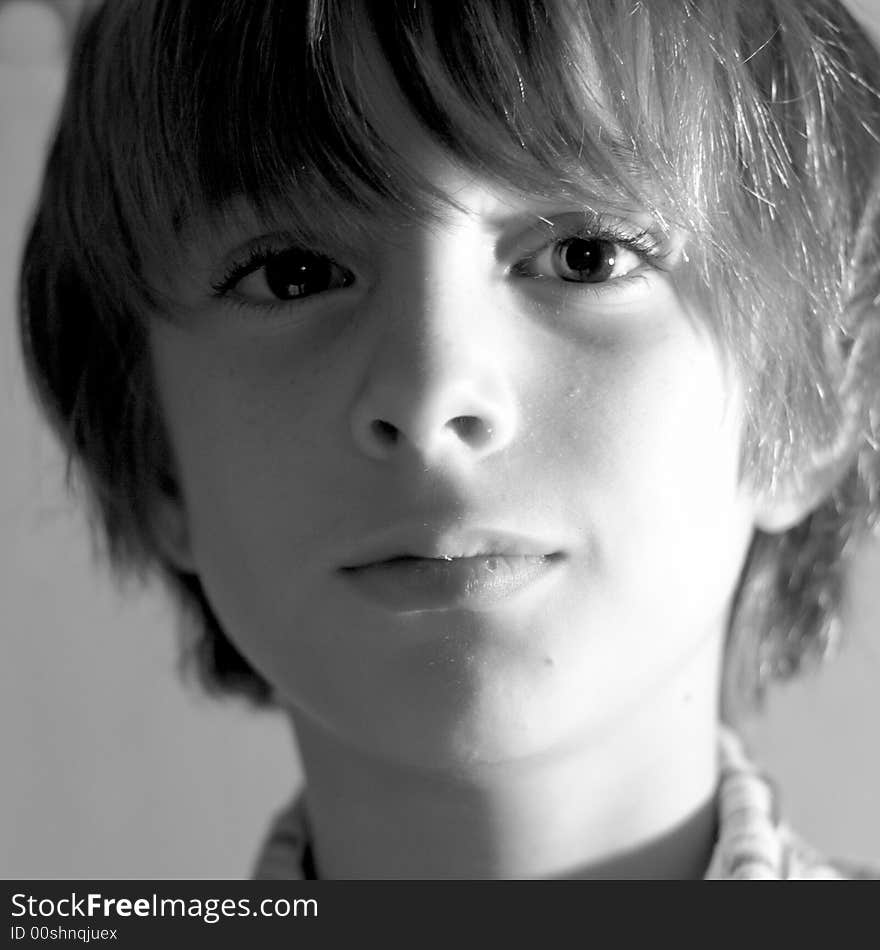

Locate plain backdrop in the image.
[2,1,879,878]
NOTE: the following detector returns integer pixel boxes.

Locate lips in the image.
[338,527,565,613]
[340,526,562,565]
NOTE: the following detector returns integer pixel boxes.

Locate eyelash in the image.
[210,215,669,312]
[210,241,348,298]
[511,216,667,283]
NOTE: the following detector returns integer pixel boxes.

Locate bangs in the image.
[68,1,872,263]
[84,0,674,267]
[51,0,880,481]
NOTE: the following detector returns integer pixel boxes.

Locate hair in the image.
[19,0,880,717]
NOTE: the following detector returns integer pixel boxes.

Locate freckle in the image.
[543,656,555,668]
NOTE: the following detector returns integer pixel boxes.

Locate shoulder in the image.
[714,726,880,881]
[780,825,880,880]
[251,796,310,880]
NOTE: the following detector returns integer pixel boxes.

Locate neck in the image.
[286,638,723,879]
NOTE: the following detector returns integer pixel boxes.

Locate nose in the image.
[351,376,515,462]
[349,256,519,465]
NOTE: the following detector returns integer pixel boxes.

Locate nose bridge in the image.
[382,237,489,388]
[349,224,519,463]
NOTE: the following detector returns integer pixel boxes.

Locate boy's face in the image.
[148,118,764,769]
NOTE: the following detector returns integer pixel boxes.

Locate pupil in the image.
[265,250,331,299]
[562,238,615,282]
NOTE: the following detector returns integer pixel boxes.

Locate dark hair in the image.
[19,0,880,716]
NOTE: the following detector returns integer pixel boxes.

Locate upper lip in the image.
[339,525,565,569]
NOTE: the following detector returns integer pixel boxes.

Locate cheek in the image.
[580,332,754,622]
[148,330,366,698]
[149,325,349,577]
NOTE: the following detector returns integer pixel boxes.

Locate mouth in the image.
[338,529,566,613]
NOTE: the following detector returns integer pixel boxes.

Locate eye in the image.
[214,246,355,305]
[519,235,644,284]
[553,237,630,283]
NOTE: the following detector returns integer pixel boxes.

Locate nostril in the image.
[449,415,492,447]
[370,419,399,444]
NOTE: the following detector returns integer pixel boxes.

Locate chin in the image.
[344,674,587,776]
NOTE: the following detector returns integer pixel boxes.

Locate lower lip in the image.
[339,555,561,613]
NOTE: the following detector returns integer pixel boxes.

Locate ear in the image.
[148,470,197,573]
[753,425,860,534]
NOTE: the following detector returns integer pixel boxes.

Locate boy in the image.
[19,0,880,878]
